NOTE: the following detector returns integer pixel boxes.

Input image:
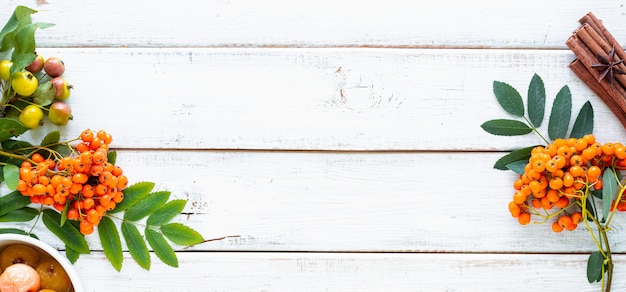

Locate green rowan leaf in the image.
[107,150,117,165]
[0,207,37,222]
[41,209,89,254]
[505,160,528,175]
[98,216,123,271]
[481,119,532,136]
[146,199,186,226]
[145,229,178,267]
[527,73,546,127]
[493,81,524,117]
[493,146,536,170]
[0,228,37,238]
[122,222,151,270]
[548,85,572,140]
[64,246,80,264]
[110,181,155,213]
[3,164,19,190]
[124,191,171,221]
[570,101,594,139]
[161,223,204,246]
[0,190,31,216]
[587,251,605,283]
[602,168,618,221]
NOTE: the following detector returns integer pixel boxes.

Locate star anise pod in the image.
[591,46,626,85]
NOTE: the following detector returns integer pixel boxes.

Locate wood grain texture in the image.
[0,1,623,291]
[70,252,626,291]
[1,0,625,49]
[14,47,626,151]
[2,150,622,254]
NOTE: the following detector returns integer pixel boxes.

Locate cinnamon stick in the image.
[569,59,626,127]
[567,12,626,129]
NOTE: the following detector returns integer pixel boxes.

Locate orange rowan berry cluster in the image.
[508,134,626,232]
[17,129,128,235]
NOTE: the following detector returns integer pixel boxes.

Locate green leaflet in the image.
[493,81,524,117]
[145,229,178,268]
[601,168,618,222]
[527,73,546,127]
[548,85,572,140]
[41,209,89,254]
[147,199,186,227]
[3,164,19,190]
[570,101,594,139]
[0,190,31,216]
[161,223,204,246]
[122,222,151,270]
[587,251,605,283]
[493,146,536,171]
[124,191,171,222]
[0,118,29,142]
[505,160,528,175]
[111,181,155,213]
[480,119,532,136]
[107,150,117,165]
[0,207,37,222]
[0,228,37,238]
[64,246,80,264]
[98,216,123,271]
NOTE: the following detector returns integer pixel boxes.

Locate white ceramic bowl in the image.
[0,233,83,292]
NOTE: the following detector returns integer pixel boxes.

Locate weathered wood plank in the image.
[2,0,625,49]
[17,47,626,151]
[4,150,626,254]
[72,251,626,291]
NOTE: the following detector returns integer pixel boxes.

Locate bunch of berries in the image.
[17,129,128,235]
[508,134,626,232]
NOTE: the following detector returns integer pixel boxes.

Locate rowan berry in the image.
[31,153,44,163]
[571,211,583,224]
[616,146,626,160]
[547,189,560,203]
[570,155,584,167]
[555,196,570,209]
[529,180,542,194]
[574,138,588,152]
[518,212,531,225]
[603,143,615,155]
[80,129,94,142]
[545,159,559,173]
[79,220,94,235]
[558,215,573,230]
[552,221,564,233]
[557,146,572,159]
[569,166,583,177]
[587,165,601,179]
[86,209,99,224]
[549,177,563,190]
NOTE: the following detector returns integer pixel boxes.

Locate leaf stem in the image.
[522,116,550,144]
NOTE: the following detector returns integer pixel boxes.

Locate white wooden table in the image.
[2,0,626,291]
